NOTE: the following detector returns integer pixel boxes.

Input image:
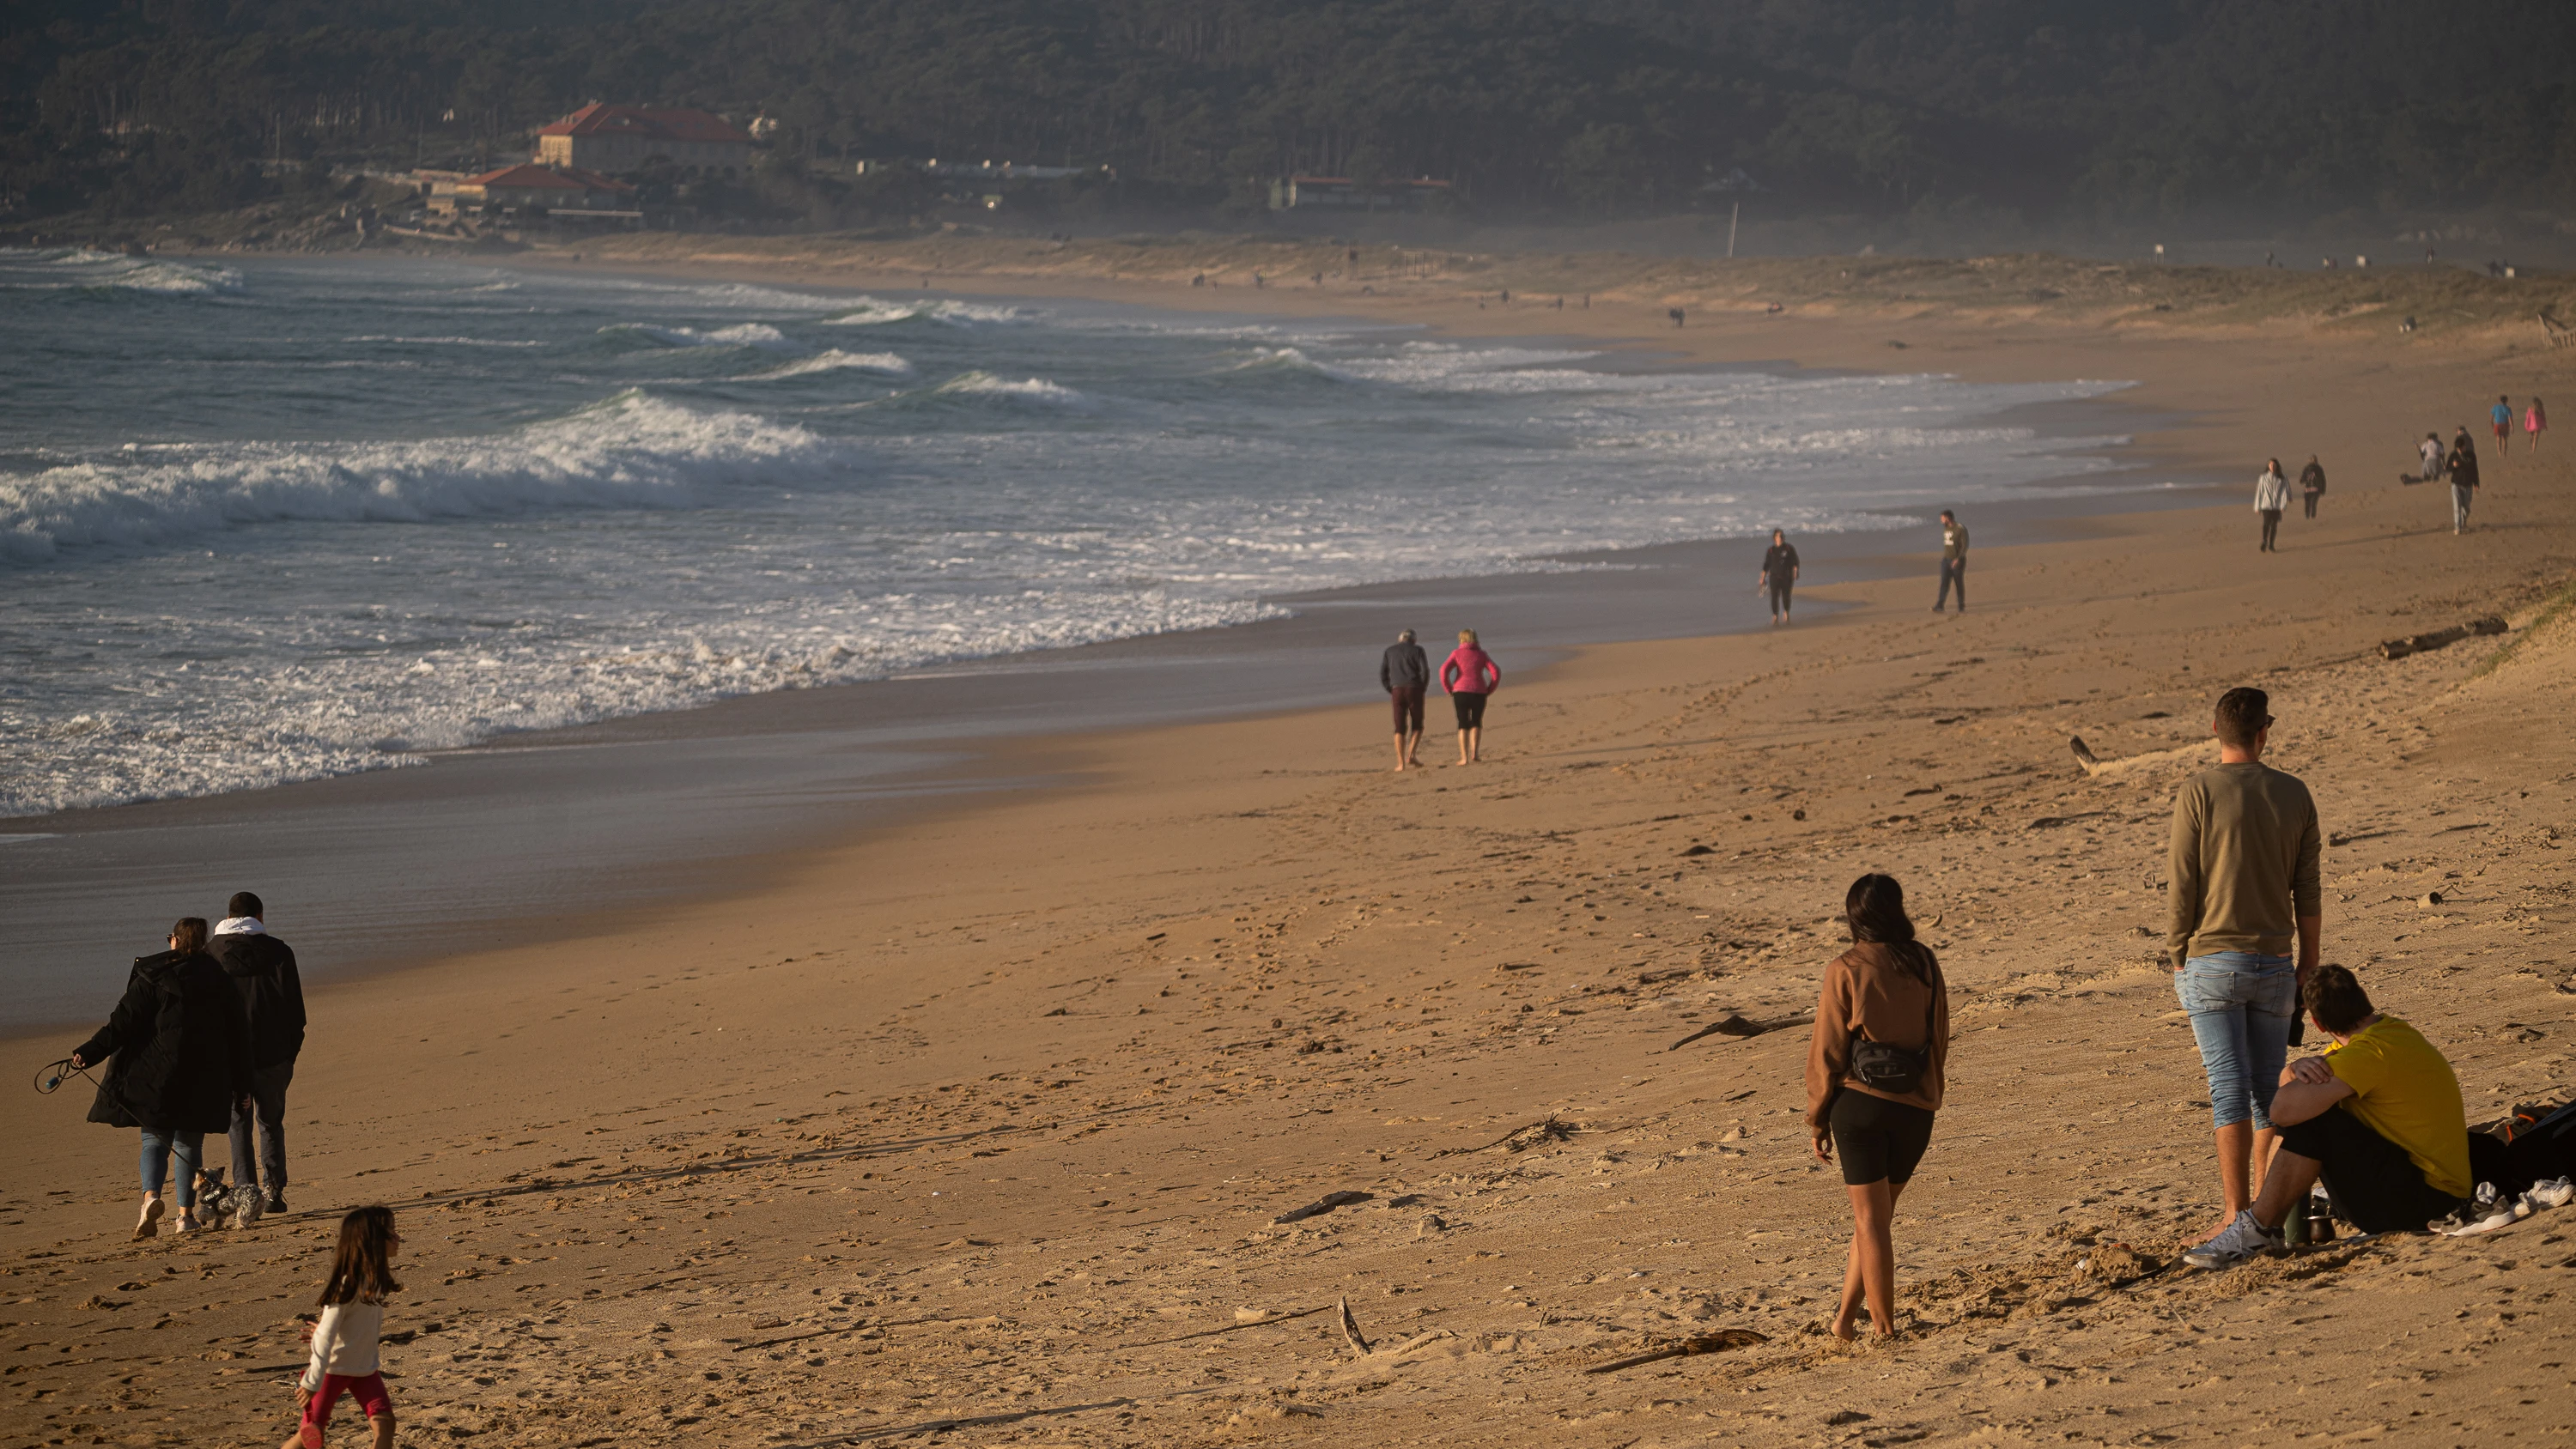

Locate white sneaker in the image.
[2447,1182,2526,1236]
[2184,1210,2282,1269]
[2526,1178,2574,1210]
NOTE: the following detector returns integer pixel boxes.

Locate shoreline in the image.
[0,262,2208,1033]
[8,243,2574,1448]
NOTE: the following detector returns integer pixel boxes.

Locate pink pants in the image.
[302,1372,392,1438]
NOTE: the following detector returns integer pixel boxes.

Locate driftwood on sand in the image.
[2378,615,2507,659]
[1583,1327,1769,1374]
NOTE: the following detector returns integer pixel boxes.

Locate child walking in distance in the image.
[1807,874,1950,1341]
[286,1206,402,1449]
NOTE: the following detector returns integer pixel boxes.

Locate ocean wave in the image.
[348,334,549,348]
[932,371,1092,409]
[2,247,245,297]
[744,349,916,381]
[599,321,794,350]
[1218,345,1357,383]
[823,295,1035,327]
[0,391,830,566]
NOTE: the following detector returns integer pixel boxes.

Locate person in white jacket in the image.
[2253,460,2292,552]
[284,1206,402,1449]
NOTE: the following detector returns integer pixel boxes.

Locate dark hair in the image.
[227,891,263,920]
[319,1206,403,1306]
[1845,874,1934,984]
[2213,687,2272,748]
[168,918,208,953]
[2304,963,2374,1035]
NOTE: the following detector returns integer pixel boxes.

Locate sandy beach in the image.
[7,239,2574,1448]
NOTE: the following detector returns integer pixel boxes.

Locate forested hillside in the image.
[6,0,2573,237]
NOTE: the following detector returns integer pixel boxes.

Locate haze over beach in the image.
[6,4,2576,1447]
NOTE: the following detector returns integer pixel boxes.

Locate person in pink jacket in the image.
[1439,628,1502,765]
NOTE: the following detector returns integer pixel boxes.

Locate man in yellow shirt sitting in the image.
[2187,963,2473,1267]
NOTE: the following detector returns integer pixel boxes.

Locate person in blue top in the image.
[2493,396,2515,464]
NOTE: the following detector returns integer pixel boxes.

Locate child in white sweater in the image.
[285,1206,401,1449]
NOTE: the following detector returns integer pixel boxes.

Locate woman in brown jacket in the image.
[1807,874,1951,1340]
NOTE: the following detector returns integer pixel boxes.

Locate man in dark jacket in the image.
[209,890,304,1224]
[2446,427,2480,534]
[70,917,252,1238]
[1380,628,1431,772]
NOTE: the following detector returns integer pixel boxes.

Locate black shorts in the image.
[1389,686,1425,732]
[2276,1106,2469,1234]
[1450,691,1488,730]
[1830,1090,1935,1186]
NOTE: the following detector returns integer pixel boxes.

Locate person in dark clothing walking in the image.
[2298,455,2327,519]
[1379,629,1431,772]
[210,891,304,1225]
[69,918,252,1239]
[1758,529,1801,625]
[1933,511,1968,613]
[2446,427,2481,533]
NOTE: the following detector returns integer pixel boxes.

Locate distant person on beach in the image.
[2184,965,2470,1268]
[68,918,252,1239]
[2415,432,2445,483]
[2446,427,2481,533]
[2298,455,2327,519]
[288,1205,405,1449]
[1758,529,1800,625]
[1932,511,1967,613]
[2493,396,2514,460]
[1438,628,1501,766]
[2527,397,2547,453]
[210,892,303,1226]
[2253,459,2291,551]
[1380,629,1430,772]
[1807,873,1950,1341]
[2167,686,2321,1244]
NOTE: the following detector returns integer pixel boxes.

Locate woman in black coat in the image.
[69,918,252,1238]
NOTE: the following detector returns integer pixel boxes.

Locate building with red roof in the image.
[536,103,756,174]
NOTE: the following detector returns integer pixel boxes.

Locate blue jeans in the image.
[2177,953,2297,1129]
[139,1129,205,1208]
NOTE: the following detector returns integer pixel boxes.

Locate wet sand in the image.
[4,246,2573,1448]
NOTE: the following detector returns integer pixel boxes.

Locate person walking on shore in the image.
[2527,397,2547,453]
[1807,874,1950,1341]
[2446,426,2481,533]
[2298,455,2327,519]
[2253,459,2291,551]
[1379,629,1430,772]
[1932,510,1967,613]
[1758,528,1800,625]
[1438,628,1501,766]
[286,1206,405,1449]
[210,892,303,1226]
[2167,686,2321,1244]
[68,918,252,1239]
[2492,395,2514,461]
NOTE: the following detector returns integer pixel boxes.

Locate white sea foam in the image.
[824,295,1035,327]
[348,334,549,348]
[6,248,244,296]
[0,391,829,566]
[747,349,915,380]
[601,321,794,349]
[933,371,1091,408]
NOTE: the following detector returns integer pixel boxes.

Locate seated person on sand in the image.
[2186,963,2471,1268]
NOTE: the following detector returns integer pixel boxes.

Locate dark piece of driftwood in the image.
[1667,1014,1765,1052]
[1273,1190,1374,1225]
[1119,1304,1331,1349]
[1583,1327,1769,1374]
[2379,615,2507,660]
[1337,1296,1373,1356]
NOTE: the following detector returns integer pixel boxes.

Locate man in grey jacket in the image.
[208,891,304,1225]
[1380,629,1431,772]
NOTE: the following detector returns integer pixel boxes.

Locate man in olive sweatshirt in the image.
[2167,687,2321,1244]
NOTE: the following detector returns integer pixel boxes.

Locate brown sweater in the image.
[2166,761,2321,962]
[1805,941,1951,1131]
